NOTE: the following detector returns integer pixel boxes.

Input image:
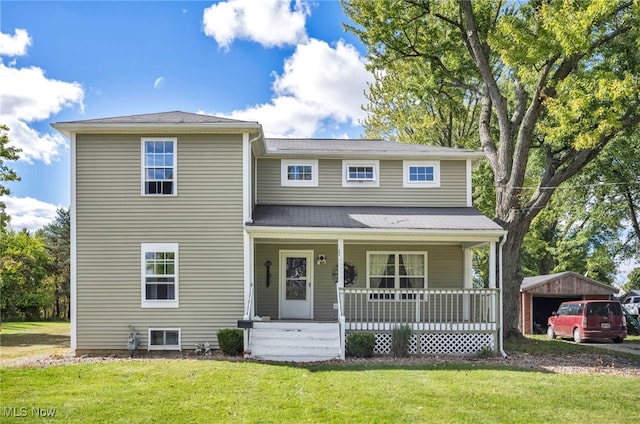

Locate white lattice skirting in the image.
[365,332,496,355]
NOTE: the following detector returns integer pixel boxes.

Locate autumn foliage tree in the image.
[344,0,640,337]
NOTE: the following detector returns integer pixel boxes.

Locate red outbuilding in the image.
[519,271,618,335]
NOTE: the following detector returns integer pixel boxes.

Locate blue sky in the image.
[1,1,636,283]
[1,0,372,230]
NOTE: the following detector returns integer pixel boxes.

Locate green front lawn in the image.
[1,323,639,423]
[2,359,639,423]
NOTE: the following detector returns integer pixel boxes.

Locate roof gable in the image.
[51,111,262,137]
[521,271,618,294]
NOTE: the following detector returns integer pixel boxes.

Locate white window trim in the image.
[141,137,178,196]
[403,160,440,188]
[366,251,428,300]
[147,328,181,351]
[281,159,319,187]
[141,243,179,309]
[342,160,380,187]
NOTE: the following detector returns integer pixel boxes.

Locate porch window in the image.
[342,160,380,187]
[367,252,426,299]
[142,138,177,195]
[281,159,318,187]
[403,161,440,188]
[148,328,181,350]
[141,243,179,308]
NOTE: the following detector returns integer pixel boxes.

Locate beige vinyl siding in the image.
[254,242,338,321]
[256,159,467,206]
[75,134,245,350]
[253,242,464,320]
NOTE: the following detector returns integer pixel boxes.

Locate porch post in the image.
[463,248,473,321]
[243,231,254,357]
[337,239,345,359]
[337,239,344,288]
[489,241,497,289]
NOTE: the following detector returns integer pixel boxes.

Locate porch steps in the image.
[249,322,341,362]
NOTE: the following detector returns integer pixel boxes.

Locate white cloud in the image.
[154,76,166,90]
[0,28,31,56]
[223,39,373,137]
[1,117,68,164]
[202,0,309,49]
[0,31,84,164]
[2,196,60,232]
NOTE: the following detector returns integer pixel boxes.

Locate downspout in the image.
[498,233,508,358]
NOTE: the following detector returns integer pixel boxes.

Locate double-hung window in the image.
[141,243,179,308]
[142,138,176,195]
[342,160,380,187]
[281,159,318,187]
[367,252,427,299]
[403,161,440,188]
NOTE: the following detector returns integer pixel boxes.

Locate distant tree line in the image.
[1,209,70,321]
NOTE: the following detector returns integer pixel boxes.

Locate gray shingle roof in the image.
[264,138,484,159]
[56,111,256,125]
[248,205,504,231]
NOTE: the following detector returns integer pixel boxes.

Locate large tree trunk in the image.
[501,221,528,339]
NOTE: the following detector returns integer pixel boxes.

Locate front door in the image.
[279,250,314,319]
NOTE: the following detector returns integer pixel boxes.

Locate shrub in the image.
[390,325,413,358]
[346,332,375,358]
[217,329,243,356]
[476,345,495,359]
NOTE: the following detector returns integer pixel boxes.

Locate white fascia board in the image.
[51,122,263,138]
[245,225,506,242]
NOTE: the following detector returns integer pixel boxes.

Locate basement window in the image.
[148,328,181,350]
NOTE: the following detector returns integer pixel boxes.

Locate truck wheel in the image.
[547,326,555,340]
[612,337,623,344]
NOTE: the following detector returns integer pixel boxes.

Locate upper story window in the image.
[342,160,380,187]
[281,159,318,187]
[142,138,176,195]
[141,243,179,308]
[403,161,440,188]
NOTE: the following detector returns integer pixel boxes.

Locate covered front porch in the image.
[242,206,506,362]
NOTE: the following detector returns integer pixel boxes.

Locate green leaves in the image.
[0,124,22,232]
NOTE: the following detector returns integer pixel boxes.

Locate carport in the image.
[520,271,618,335]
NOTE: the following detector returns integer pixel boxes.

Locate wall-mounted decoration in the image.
[264,260,272,287]
[333,262,358,286]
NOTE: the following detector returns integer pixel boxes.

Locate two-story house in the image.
[53,111,506,362]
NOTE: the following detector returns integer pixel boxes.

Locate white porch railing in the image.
[339,288,499,332]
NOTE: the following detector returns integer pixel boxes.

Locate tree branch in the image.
[460,1,513,186]
[623,186,640,243]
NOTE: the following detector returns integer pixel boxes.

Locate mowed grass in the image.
[1,323,639,423]
[0,321,70,360]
